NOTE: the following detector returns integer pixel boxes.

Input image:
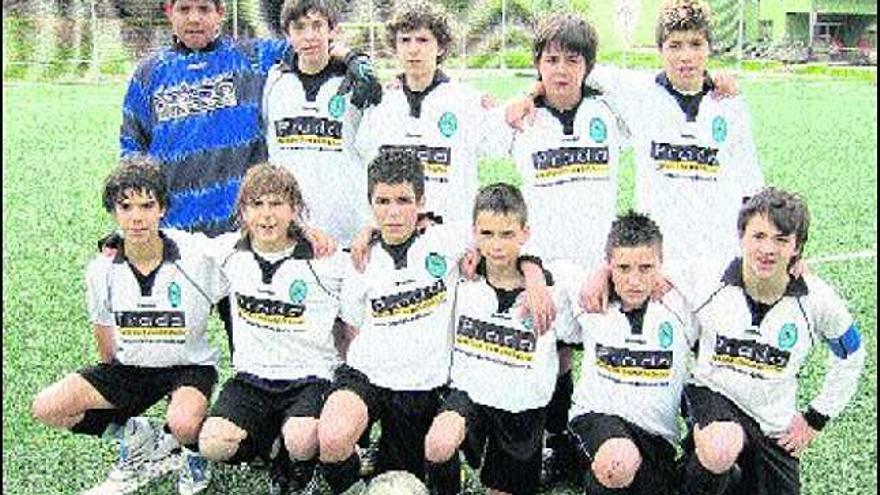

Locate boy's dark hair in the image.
[472,183,528,227]
[367,153,425,201]
[166,0,224,8]
[737,187,810,255]
[386,0,453,63]
[656,0,713,47]
[533,13,598,76]
[235,162,306,231]
[605,210,664,260]
[103,155,169,213]
[280,0,340,33]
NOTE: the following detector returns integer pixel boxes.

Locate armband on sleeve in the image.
[827,324,862,359]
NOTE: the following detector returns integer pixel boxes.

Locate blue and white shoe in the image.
[82,417,164,495]
[177,448,210,495]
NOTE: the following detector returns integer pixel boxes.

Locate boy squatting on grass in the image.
[121,0,380,236]
[423,183,573,495]
[316,153,555,495]
[32,157,228,495]
[555,211,697,495]
[680,188,864,495]
[196,163,348,495]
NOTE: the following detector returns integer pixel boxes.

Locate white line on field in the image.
[807,248,877,265]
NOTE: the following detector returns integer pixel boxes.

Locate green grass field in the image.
[3,73,876,495]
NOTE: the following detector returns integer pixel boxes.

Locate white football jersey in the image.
[561,266,697,445]
[212,234,345,381]
[449,276,572,412]
[692,259,865,434]
[355,74,486,225]
[264,56,369,246]
[588,66,764,305]
[485,94,622,269]
[85,229,226,367]
[341,224,469,391]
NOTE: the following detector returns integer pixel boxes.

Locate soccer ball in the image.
[362,470,429,495]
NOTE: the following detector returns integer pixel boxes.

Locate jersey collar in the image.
[279,50,348,102]
[655,71,715,122]
[399,70,450,118]
[172,34,223,54]
[112,230,182,265]
[721,258,809,297]
[233,229,315,259]
[534,85,600,135]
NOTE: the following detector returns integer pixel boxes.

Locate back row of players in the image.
[31,1,865,495]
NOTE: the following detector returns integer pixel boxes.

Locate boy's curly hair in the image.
[386,0,453,63]
[655,0,713,47]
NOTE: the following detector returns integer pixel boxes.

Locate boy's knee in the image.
[694,421,745,474]
[318,424,354,463]
[167,412,203,445]
[318,391,366,463]
[591,437,641,489]
[424,412,465,464]
[199,417,246,462]
[283,418,319,461]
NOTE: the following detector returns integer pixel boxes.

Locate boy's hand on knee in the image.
[773,414,818,458]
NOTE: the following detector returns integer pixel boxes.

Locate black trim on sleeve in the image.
[803,407,830,431]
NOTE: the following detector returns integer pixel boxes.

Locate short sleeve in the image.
[340,260,367,329]
[85,257,115,327]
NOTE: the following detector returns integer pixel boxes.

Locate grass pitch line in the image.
[807,248,877,265]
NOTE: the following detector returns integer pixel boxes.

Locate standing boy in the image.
[264,0,379,246]
[355,0,489,225]
[682,188,865,495]
[31,157,227,495]
[562,211,696,495]
[423,184,571,495]
[196,163,347,494]
[484,13,624,482]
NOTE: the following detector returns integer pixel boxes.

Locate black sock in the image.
[682,453,731,495]
[290,459,318,488]
[322,452,361,494]
[546,371,573,435]
[357,422,373,449]
[426,457,460,495]
[70,410,127,436]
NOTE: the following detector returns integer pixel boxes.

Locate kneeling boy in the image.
[424,183,570,495]
[564,211,696,495]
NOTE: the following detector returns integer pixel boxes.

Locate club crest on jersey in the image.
[589,117,607,143]
[328,95,346,119]
[522,315,534,331]
[289,279,308,304]
[778,322,798,350]
[438,112,458,138]
[168,282,182,308]
[712,116,727,143]
[658,321,674,349]
[425,253,447,278]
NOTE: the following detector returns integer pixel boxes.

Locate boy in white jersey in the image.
[264,0,377,246]
[32,157,227,495]
[354,0,488,225]
[681,188,865,495]
[423,184,570,495]
[483,13,621,485]
[317,154,551,494]
[197,163,346,494]
[562,211,696,495]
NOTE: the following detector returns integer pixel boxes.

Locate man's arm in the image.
[120,67,153,155]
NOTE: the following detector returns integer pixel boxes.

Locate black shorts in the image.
[683,384,800,495]
[570,412,678,495]
[332,364,444,479]
[79,362,217,416]
[210,373,330,461]
[442,389,546,495]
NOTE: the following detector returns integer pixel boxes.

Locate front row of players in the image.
[32,154,864,495]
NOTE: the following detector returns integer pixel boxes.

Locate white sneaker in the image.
[81,417,163,495]
[148,428,183,477]
[177,448,210,495]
